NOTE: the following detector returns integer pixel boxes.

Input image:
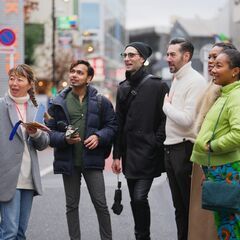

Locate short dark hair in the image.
[221,49,240,69]
[69,60,94,78]
[213,42,237,51]
[169,37,194,60]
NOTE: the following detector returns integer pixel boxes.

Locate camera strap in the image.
[125,74,152,115]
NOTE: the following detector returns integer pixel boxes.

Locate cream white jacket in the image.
[163,62,206,145]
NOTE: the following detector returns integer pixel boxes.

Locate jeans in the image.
[127,179,153,240]
[62,168,112,240]
[0,189,34,240]
[127,179,153,202]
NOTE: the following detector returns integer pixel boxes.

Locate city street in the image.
[27,147,177,240]
[1,0,239,238]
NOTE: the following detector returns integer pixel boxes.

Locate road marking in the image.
[40,165,53,177]
[40,159,112,178]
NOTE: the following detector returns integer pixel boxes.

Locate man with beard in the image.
[163,38,206,240]
[112,42,169,240]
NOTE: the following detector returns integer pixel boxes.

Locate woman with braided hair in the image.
[0,64,49,239]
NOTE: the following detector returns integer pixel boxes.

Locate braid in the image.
[28,87,38,107]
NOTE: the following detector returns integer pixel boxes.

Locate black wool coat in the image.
[113,68,169,179]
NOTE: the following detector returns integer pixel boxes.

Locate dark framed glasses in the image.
[120,52,140,59]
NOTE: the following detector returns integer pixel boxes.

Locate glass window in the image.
[80,3,100,30]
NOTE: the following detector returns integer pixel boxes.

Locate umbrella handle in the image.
[117,174,121,189]
[118,181,121,189]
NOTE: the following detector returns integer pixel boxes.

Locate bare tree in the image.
[34,44,73,91]
[24,0,38,22]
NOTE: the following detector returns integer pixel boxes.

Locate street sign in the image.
[0,0,24,97]
[0,46,15,54]
[0,28,16,46]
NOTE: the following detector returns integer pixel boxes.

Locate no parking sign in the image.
[0,0,24,97]
[0,28,16,68]
[0,28,16,46]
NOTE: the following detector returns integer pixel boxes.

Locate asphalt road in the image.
[26,148,177,240]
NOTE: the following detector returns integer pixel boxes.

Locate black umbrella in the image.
[111,175,123,215]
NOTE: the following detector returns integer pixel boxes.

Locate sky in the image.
[126,0,228,29]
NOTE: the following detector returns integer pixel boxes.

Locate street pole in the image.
[52,0,56,88]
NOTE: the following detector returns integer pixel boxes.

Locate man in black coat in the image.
[112,42,169,240]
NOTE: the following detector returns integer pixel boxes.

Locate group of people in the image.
[0,37,240,240]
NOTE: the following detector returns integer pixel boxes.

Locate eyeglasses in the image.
[120,52,140,59]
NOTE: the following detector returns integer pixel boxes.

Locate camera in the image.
[65,125,79,138]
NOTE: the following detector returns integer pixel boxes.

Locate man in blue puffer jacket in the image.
[46,60,117,240]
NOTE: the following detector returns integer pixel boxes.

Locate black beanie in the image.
[125,42,152,60]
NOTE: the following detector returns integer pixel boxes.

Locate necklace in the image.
[15,102,27,122]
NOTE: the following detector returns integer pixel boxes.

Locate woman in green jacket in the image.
[191,49,240,240]
[188,42,237,240]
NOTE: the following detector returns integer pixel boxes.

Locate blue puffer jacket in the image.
[46,86,117,175]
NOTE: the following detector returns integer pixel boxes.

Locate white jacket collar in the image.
[175,61,192,80]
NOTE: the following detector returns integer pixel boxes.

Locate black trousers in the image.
[164,141,193,240]
[127,179,153,240]
[62,168,112,240]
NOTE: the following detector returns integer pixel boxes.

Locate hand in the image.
[164,93,172,104]
[201,173,206,186]
[25,125,38,135]
[205,142,213,152]
[205,144,209,151]
[112,159,122,174]
[65,133,81,145]
[84,134,99,150]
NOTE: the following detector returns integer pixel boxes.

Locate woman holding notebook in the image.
[0,64,49,239]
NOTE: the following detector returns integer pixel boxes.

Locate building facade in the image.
[79,0,127,99]
[230,0,240,48]
[0,0,24,96]
[27,0,127,99]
